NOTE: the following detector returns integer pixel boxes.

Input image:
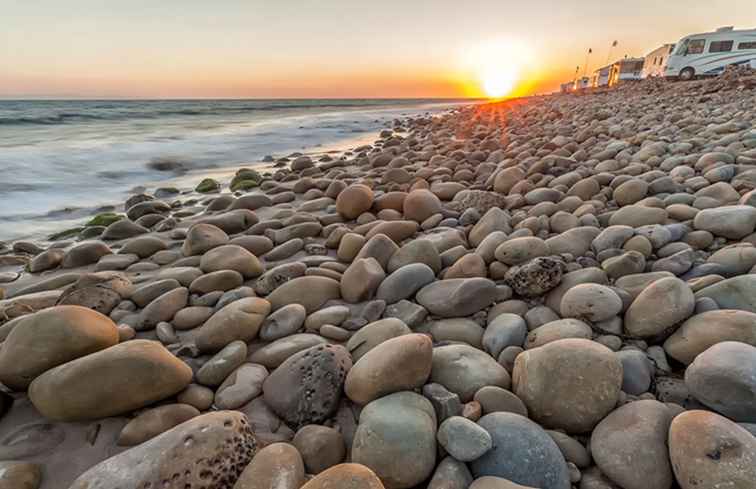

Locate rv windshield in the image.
[675,39,689,55]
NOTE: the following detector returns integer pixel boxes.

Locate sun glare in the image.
[462,39,530,99]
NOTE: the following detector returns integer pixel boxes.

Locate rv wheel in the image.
[679,67,695,81]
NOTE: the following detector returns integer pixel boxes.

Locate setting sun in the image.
[482,66,519,98]
[459,38,531,98]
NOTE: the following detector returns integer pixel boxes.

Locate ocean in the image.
[0,99,469,241]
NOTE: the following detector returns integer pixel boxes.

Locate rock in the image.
[470,412,570,489]
[249,333,327,368]
[388,239,442,274]
[505,257,563,297]
[560,284,622,322]
[428,457,473,489]
[137,286,188,331]
[664,309,756,365]
[182,223,229,256]
[267,276,341,313]
[0,461,41,489]
[624,277,695,337]
[609,205,667,227]
[69,411,257,489]
[263,344,352,428]
[56,272,131,314]
[29,340,192,421]
[474,386,528,417]
[194,298,270,353]
[345,333,432,404]
[694,205,756,239]
[196,340,248,386]
[416,278,497,317]
[483,313,527,358]
[28,248,65,273]
[525,318,592,349]
[437,416,493,462]
[234,442,305,489]
[254,262,307,296]
[259,303,306,341]
[0,305,119,391]
[694,275,756,313]
[469,208,511,248]
[346,318,412,361]
[200,244,264,279]
[292,425,346,474]
[376,263,436,304]
[494,237,548,265]
[431,344,511,402]
[341,258,385,303]
[118,403,200,446]
[215,363,268,409]
[190,270,244,294]
[685,341,756,422]
[352,392,437,489]
[616,349,653,395]
[590,400,674,489]
[404,189,442,222]
[62,241,112,268]
[178,383,214,411]
[668,410,756,489]
[469,477,537,489]
[512,339,623,433]
[336,184,375,219]
[299,464,385,489]
[494,167,526,194]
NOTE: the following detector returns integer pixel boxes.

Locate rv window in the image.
[739,41,756,49]
[668,44,675,54]
[709,40,734,53]
[687,39,705,55]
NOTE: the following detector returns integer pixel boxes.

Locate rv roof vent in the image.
[716,26,734,32]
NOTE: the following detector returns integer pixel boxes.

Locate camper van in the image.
[642,44,675,78]
[591,65,611,87]
[665,26,756,80]
[608,58,645,86]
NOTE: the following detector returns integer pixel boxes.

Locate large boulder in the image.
[668,410,756,489]
[685,341,756,422]
[29,340,192,421]
[590,400,675,489]
[263,344,352,428]
[470,412,570,489]
[512,339,623,433]
[352,392,437,489]
[0,305,118,391]
[403,189,442,223]
[69,411,257,489]
[336,184,374,220]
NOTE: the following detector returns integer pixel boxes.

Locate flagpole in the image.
[583,48,591,78]
[606,40,618,65]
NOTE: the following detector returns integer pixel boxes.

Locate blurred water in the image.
[0,99,466,240]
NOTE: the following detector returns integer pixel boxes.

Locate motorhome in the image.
[608,58,645,86]
[642,44,675,78]
[591,65,611,87]
[573,76,591,90]
[665,26,756,80]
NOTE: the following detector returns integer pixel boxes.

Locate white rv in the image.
[591,65,611,88]
[642,44,675,78]
[665,26,756,80]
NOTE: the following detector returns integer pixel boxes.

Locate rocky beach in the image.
[1,68,756,489]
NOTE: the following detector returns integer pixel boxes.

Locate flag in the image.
[612,40,618,47]
[588,48,593,54]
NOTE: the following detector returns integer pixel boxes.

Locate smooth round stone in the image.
[525,318,592,349]
[137,287,188,331]
[469,477,537,489]
[299,464,384,489]
[545,431,590,469]
[482,313,527,358]
[404,189,443,223]
[560,284,622,322]
[668,410,756,489]
[388,239,442,274]
[437,416,493,462]
[199,244,263,279]
[196,340,248,387]
[494,237,548,265]
[416,278,497,318]
[616,349,653,395]
[117,403,200,446]
[171,306,214,330]
[430,318,485,349]
[694,274,756,313]
[431,344,511,402]
[336,184,374,220]
[194,298,270,353]
[428,457,473,489]
[234,442,305,489]
[267,276,341,314]
[177,383,214,411]
[470,412,570,489]
[292,424,346,474]
[214,363,267,409]
[62,241,113,268]
[0,461,42,489]
[305,305,350,331]
[249,333,327,368]
[346,318,412,361]
[0,305,119,391]
[352,392,437,489]
[624,277,695,337]
[376,263,436,304]
[590,400,674,489]
[685,341,756,422]
[345,334,432,405]
[512,339,622,434]
[341,258,385,303]
[29,340,192,421]
[181,223,229,256]
[263,344,352,428]
[664,310,756,365]
[259,303,306,341]
[693,205,756,239]
[189,270,244,294]
[473,386,528,417]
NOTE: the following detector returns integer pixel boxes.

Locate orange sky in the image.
[2,1,754,99]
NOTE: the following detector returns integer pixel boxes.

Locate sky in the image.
[2,0,755,99]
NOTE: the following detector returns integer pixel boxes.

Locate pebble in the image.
[437,416,493,462]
